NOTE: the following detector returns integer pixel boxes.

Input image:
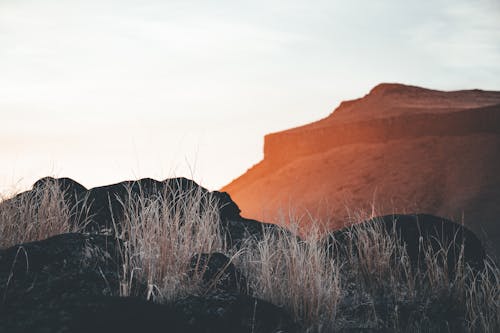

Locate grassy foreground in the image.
[0,181,498,332]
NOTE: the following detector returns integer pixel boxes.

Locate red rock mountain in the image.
[222,83,500,257]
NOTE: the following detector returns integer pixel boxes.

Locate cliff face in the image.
[221,83,500,257]
[263,104,500,167]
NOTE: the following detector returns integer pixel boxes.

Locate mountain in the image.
[221,83,500,258]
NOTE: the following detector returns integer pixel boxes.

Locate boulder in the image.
[0,233,122,309]
[3,177,286,247]
[189,252,248,294]
[1,177,89,231]
[326,214,486,272]
[32,176,88,196]
[82,177,283,246]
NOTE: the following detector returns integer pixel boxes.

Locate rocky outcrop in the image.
[0,233,121,306]
[222,83,500,260]
[0,179,299,331]
[326,214,486,272]
[0,178,493,332]
[4,177,280,247]
[0,233,298,333]
[84,177,237,231]
[263,103,500,167]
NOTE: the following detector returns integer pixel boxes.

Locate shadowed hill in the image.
[222,83,500,259]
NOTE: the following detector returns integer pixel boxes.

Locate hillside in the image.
[222,83,500,257]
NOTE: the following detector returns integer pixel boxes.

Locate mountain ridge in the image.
[221,83,500,259]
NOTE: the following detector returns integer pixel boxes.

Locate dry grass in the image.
[0,182,498,332]
[236,226,341,332]
[465,261,500,332]
[0,179,85,248]
[234,212,499,332]
[114,182,226,302]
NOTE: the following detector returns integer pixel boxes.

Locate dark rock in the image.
[0,233,124,331]
[0,233,298,333]
[335,290,467,332]
[83,177,240,233]
[222,215,298,249]
[84,177,166,232]
[68,296,183,333]
[1,292,298,333]
[0,233,122,310]
[83,177,282,247]
[224,217,269,244]
[33,176,88,196]
[3,177,90,230]
[326,214,486,272]
[174,292,299,333]
[212,191,241,220]
[4,177,287,247]
[189,253,248,294]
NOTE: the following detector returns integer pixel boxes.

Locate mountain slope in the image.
[222,83,500,257]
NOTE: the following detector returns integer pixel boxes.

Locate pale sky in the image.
[1,0,500,194]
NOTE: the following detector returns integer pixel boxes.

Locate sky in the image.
[1,0,500,194]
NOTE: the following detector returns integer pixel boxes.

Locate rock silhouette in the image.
[326,214,486,272]
[0,233,298,333]
[3,176,279,247]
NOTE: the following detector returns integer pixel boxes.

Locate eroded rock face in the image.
[326,214,486,272]
[0,233,298,333]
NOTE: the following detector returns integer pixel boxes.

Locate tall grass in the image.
[238,215,499,332]
[465,261,500,332]
[115,182,226,302]
[108,188,500,332]
[0,181,498,332]
[236,226,341,332]
[0,180,85,248]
